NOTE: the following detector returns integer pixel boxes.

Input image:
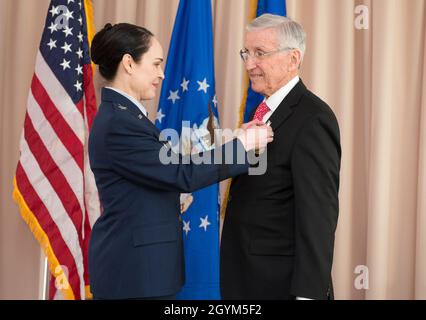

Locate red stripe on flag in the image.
[31,75,84,171]
[15,163,82,299]
[23,114,84,247]
[83,64,98,129]
[76,100,85,119]
[81,64,97,289]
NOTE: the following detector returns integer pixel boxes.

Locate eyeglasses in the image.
[239,47,294,62]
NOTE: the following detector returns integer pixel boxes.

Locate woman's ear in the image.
[121,54,134,75]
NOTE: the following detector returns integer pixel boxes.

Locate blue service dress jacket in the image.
[88,87,249,299]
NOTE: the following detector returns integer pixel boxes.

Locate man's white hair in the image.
[247,14,306,61]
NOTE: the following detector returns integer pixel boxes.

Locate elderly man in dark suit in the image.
[220,14,341,300]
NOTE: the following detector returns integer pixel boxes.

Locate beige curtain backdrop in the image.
[0,0,425,299]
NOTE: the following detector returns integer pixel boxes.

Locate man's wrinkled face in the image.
[244,28,296,98]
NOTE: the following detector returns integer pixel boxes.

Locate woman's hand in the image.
[236,120,274,152]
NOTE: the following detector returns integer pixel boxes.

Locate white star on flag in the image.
[64,10,74,20]
[212,95,218,108]
[49,5,60,17]
[48,22,58,33]
[168,90,180,104]
[78,15,83,25]
[63,26,73,37]
[76,48,83,59]
[77,32,83,43]
[74,80,82,92]
[197,78,210,93]
[68,0,75,4]
[181,78,189,92]
[61,42,72,54]
[47,38,57,50]
[60,59,71,70]
[199,215,211,231]
[75,64,83,75]
[183,220,191,235]
[156,109,165,123]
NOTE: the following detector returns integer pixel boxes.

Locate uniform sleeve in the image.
[105,116,249,193]
[290,112,341,299]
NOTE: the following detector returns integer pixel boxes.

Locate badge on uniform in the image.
[117,104,127,110]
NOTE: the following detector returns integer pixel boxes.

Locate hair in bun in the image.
[91,23,154,81]
[104,23,113,31]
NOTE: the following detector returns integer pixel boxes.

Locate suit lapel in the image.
[267,80,307,132]
[231,80,307,188]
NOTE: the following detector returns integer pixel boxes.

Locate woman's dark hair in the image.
[91,23,154,81]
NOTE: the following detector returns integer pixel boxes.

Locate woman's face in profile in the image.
[131,37,165,101]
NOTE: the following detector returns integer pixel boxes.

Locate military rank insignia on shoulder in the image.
[112,103,128,111]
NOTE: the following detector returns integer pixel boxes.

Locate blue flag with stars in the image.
[156,0,220,299]
[243,0,287,122]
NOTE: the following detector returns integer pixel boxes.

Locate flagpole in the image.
[40,254,49,300]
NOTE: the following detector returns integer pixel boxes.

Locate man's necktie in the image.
[253,101,271,121]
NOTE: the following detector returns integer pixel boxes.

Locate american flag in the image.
[12,0,100,300]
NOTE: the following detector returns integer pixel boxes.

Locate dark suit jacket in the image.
[88,88,249,299]
[220,80,341,300]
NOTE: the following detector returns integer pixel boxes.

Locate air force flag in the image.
[156,0,220,299]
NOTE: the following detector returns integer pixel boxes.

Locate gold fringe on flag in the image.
[12,177,75,300]
[84,0,96,73]
[83,0,96,299]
